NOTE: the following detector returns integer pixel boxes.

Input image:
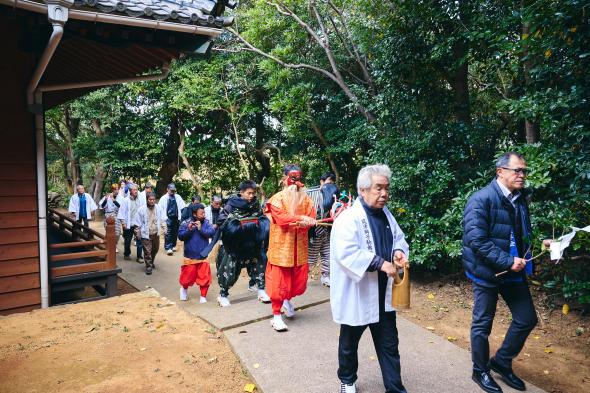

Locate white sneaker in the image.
[248,285,257,292]
[115,248,119,253]
[166,249,173,256]
[321,274,331,287]
[271,315,288,332]
[340,382,357,393]
[199,296,207,304]
[172,247,178,252]
[257,289,271,303]
[217,296,231,307]
[282,299,295,318]
[179,287,188,301]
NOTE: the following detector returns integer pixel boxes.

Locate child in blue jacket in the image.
[178,204,215,303]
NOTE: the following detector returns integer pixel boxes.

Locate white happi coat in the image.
[330,198,409,326]
[157,193,186,219]
[133,204,166,240]
[117,196,144,229]
[68,193,98,221]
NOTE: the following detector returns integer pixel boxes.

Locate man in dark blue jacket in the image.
[463,152,539,393]
[178,203,215,304]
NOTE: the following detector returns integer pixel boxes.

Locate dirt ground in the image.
[400,276,590,393]
[0,290,252,393]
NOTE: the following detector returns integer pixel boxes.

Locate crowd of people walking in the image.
[66,154,546,393]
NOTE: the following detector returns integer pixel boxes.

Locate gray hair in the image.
[357,164,392,194]
[212,195,222,202]
[128,183,139,190]
[495,151,524,172]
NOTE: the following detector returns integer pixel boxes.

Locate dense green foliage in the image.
[46,0,590,306]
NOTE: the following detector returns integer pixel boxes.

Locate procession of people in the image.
[65,153,549,393]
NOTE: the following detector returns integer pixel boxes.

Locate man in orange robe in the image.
[266,164,316,331]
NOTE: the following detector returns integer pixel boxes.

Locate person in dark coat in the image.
[463,152,542,393]
[214,180,270,307]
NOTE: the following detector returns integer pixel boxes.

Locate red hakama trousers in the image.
[179,260,211,297]
[265,263,309,315]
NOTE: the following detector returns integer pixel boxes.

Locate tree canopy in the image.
[46,0,590,305]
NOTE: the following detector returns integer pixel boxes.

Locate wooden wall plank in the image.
[0,289,40,310]
[0,273,40,294]
[0,227,38,245]
[0,258,39,277]
[0,196,37,213]
[0,212,37,228]
[0,243,38,261]
[0,163,36,180]
[0,181,37,196]
[0,304,40,316]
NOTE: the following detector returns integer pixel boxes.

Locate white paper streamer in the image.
[549,225,590,261]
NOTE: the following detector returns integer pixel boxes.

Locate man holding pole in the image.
[463,152,539,393]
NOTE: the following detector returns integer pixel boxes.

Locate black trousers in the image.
[338,312,406,393]
[165,218,179,250]
[122,226,143,258]
[77,217,89,228]
[471,281,538,372]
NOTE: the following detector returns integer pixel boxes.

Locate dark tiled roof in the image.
[72,0,236,28]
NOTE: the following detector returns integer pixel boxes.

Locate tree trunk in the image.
[178,121,201,191]
[254,110,271,183]
[156,115,181,196]
[92,164,108,202]
[521,15,540,143]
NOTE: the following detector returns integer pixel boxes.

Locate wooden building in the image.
[0,0,234,314]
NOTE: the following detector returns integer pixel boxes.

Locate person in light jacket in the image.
[330,164,409,393]
[158,183,186,256]
[68,184,98,227]
[117,184,144,262]
[133,192,166,275]
[98,183,122,252]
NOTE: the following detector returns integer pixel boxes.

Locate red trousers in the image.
[179,263,211,297]
[265,263,309,314]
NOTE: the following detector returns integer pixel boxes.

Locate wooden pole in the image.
[105,215,116,269]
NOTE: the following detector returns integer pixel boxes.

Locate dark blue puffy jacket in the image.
[462,180,531,285]
[178,218,215,259]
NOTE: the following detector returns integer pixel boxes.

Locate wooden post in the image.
[105,215,116,269]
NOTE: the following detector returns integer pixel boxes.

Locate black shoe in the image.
[472,371,503,393]
[145,266,152,275]
[123,255,131,261]
[489,357,526,391]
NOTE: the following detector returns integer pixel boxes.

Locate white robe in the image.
[117,196,144,229]
[133,204,166,240]
[68,193,98,221]
[330,198,409,326]
[157,193,186,219]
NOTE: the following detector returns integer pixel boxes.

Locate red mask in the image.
[286,170,304,188]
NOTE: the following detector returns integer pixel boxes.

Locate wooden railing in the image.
[47,209,116,278]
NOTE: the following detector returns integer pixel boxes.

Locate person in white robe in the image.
[138,182,154,206]
[330,164,409,393]
[68,184,98,227]
[117,183,144,262]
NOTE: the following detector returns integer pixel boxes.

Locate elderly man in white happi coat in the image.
[330,164,409,393]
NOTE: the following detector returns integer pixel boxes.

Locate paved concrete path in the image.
[116,240,545,393]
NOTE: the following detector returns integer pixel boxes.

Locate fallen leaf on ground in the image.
[426,326,435,331]
[576,327,584,336]
[140,347,147,351]
[244,383,257,392]
[562,304,570,315]
[369,356,376,361]
[543,370,549,375]
[533,335,540,339]
[427,293,435,300]
[253,363,260,369]
[207,357,218,364]
[544,348,553,354]
[447,336,457,342]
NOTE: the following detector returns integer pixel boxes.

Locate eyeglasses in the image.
[501,167,529,176]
